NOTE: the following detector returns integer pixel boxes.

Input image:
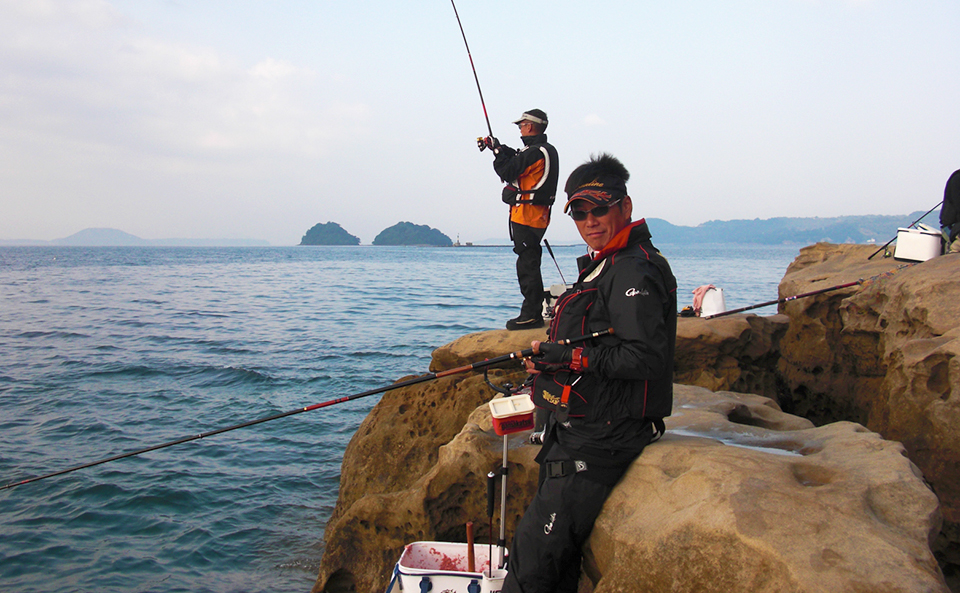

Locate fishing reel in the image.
[477,136,499,152]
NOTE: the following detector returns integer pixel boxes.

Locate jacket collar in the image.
[591,219,650,261]
[521,133,548,147]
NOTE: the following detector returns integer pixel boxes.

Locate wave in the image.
[15,330,90,340]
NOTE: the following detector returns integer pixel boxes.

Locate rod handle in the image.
[486,471,496,518]
[466,521,475,572]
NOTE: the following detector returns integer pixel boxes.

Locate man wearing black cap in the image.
[941,169,960,253]
[483,109,559,330]
[502,154,677,593]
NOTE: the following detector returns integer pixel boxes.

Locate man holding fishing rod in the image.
[482,109,559,331]
[502,154,677,593]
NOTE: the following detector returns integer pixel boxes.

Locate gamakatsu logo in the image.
[544,512,557,535]
[625,287,648,297]
[541,390,560,405]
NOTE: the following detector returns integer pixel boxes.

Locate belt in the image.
[545,459,589,479]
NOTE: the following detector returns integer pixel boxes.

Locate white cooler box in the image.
[389,542,507,593]
[894,227,941,262]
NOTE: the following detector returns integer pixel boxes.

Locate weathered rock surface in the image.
[675,314,788,399]
[775,244,960,576]
[587,386,945,592]
[313,329,947,593]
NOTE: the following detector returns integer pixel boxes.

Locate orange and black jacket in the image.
[492,133,559,207]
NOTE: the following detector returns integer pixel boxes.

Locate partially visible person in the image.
[501,153,677,593]
[483,109,559,330]
[941,169,960,253]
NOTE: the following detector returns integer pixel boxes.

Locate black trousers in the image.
[510,221,547,319]
[501,448,618,593]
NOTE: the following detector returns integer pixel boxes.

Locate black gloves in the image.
[537,342,573,364]
[477,136,501,152]
[529,343,588,373]
[529,342,572,372]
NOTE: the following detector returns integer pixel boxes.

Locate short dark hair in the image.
[564,153,630,198]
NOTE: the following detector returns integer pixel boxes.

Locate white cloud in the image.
[0,1,366,163]
[583,113,606,126]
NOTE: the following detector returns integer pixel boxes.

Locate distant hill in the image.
[0,228,270,247]
[299,222,360,246]
[373,222,452,246]
[55,228,150,246]
[645,211,941,245]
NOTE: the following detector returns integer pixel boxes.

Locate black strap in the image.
[651,418,666,443]
[545,459,589,479]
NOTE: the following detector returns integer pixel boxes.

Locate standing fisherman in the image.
[483,109,559,330]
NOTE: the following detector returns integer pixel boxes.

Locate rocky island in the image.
[312,243,958,593]
[300,222,361,246]
[372,222,452,247]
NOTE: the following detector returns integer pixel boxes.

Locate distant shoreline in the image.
[3,209,939,247]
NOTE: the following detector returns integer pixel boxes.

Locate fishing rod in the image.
[867,201,943,260]
[449,0,494,139]
[701,265,913,319]
[2,328,613,491]
[543,239,567,285]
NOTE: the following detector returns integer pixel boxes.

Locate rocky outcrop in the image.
[675,314,788,399]
[316,329,544,593]
[775,243,960,579]
[587,386,944,593]
[313,328,947,593]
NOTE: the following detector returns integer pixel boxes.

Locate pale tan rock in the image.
[675,314,788,398]
[429,328,548,372]
[776,244,960,538]
[584,384,946,593]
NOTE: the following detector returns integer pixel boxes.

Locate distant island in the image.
[0,228,270,247]
[372,222,452,247]
[300,222,360,246]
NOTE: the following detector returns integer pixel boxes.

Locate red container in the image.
[489,393,535,436]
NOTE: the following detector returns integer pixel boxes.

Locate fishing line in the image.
[450,0,493,137]
[701,264,915,319]
[543,239,567,285]
[2,329,613,491]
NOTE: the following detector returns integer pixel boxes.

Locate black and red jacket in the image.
[532,219,677,463]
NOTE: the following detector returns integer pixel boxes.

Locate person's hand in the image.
[525,340,572,373]
[483,136,500,150]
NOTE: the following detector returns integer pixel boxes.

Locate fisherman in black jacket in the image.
[483,109,559,330]
[942,169,960,253]
[502,154,677,593]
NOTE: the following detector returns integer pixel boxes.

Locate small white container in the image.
[488,393,535,436]
[894,227,941,262]
[391,542,507,593]
[699,287,727,317]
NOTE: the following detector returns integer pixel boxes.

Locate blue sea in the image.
[0,243,799,593]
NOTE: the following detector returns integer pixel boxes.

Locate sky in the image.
[1,0,958,246]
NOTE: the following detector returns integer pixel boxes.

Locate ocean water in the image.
[0,243,799,593]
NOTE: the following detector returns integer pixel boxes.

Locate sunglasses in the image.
[568,199,622,221]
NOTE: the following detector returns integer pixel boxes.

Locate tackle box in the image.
[894,227,941,262]
[488,393,534,436]
[390,541,507,593]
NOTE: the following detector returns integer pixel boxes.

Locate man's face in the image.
[518,121,538,137]
[571,196,633,251]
